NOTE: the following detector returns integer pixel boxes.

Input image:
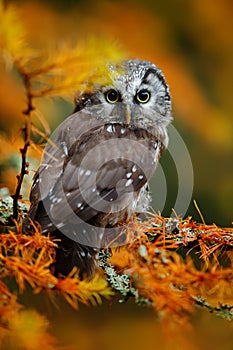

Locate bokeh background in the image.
[0,0,233,349]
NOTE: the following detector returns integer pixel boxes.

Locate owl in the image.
[24,59,172,278]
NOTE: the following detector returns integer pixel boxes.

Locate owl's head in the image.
[74,59,172,129]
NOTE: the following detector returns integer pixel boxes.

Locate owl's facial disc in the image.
[74,59,172,127]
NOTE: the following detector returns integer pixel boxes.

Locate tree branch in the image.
[12,68,34,221]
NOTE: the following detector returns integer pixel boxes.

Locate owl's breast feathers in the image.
[25,110,168,250]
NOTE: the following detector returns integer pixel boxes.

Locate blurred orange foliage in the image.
[1,0,232,148]
[0,226,113,348]
[0,0,233,349]
[107,215,233,323]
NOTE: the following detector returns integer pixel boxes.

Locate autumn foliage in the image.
[105,214,233,321]
[0,1,233,349]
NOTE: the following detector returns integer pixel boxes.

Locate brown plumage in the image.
[24,59,172,278]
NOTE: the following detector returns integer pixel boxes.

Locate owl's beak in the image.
[125,105,131,125]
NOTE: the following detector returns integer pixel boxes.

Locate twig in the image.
[193,200,206,224]
[193,296,233,320]
[12,68,34,221]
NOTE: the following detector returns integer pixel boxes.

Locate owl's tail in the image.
[23,202,98,279]
[51,230,98,279]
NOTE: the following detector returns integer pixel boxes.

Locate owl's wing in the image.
[25,110,103,228]
[25,150,143,237]
[24,141,65,232]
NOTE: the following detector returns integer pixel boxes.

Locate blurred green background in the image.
[1,0,233,348]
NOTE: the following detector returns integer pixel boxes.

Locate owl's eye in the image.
[136,89,151,104]
[105,89,120,104]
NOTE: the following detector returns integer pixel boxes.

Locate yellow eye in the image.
[136,89,151,103]
[105,89,120,104]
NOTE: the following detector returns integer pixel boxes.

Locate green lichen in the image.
[0,188,29,225]
[98,249,151,306]
[194,296,233,320]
